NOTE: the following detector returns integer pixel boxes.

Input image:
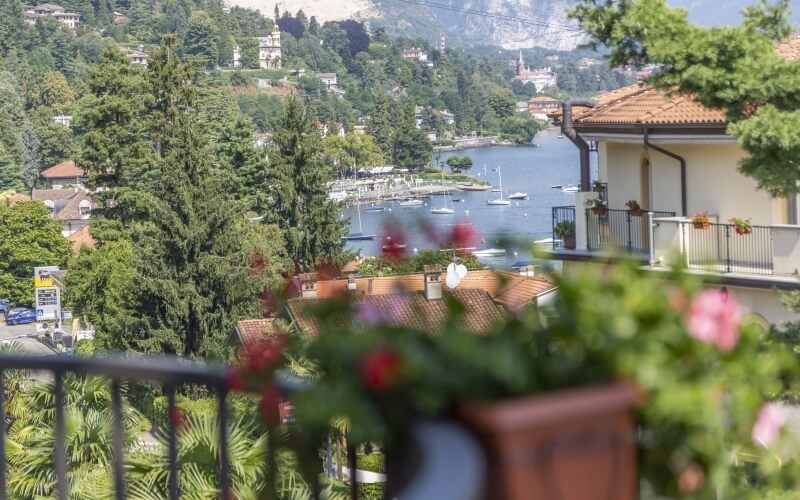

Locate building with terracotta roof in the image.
[25,3,80,28]
[513,51,557,92]
[66,226,96,254]
[528,95,561,121]
[266,267,557,337]
[235,318,278,345]
[546,35,800,325]
[40,160,87,188]
[0,192,31,207]
[31,188,95,236]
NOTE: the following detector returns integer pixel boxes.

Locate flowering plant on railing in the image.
[592,180,606,192]
[730,217,753,235]
[625,199,643,216]
[277,256,800,498]
[691,211,711,229]
[584,197,607,215]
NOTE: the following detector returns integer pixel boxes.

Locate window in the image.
[79,200,91,218]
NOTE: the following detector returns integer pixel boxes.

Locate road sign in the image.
[62,311,72,320]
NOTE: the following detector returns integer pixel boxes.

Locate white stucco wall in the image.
[599,141,781,225]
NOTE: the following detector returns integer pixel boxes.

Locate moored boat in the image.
[508,192,528,200]
[473,248,506,257]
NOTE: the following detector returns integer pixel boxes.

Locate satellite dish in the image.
[446,262,468,289]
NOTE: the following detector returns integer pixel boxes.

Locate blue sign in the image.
[36,309,44,317]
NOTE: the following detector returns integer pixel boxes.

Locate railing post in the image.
[551,207,556,251]
[112,380,125,500]
[626,211,632,252]
[724,224,732,273]
[0,371,6,497]
[54,371,68,500]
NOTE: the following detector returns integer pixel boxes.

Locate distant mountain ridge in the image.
[231,0,800,50]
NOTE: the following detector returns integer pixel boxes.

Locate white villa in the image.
[24,3,79,28]
[548,36,800,325]
[257,28,282,69]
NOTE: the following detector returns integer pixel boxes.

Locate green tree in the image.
[266,97,346,268]
[183,10,219,69]
[217,113,269,212]
[367,84,393,160]
[500,114,543,145]
[20,125,42,191]
[30,71,75,113]
[571,0,800,196]
[120,40,289,357]
[0,146,23,192]
[487,88,516,118]
[393,99,432,170]
[238,36,259,68]
[323,133,385,174]
[0,201,71,305]
[445,155,473,173]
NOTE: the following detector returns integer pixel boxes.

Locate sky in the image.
[671,0,800,26]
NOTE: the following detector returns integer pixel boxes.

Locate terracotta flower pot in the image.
[735,227,752,235]
[693,221,709,229]
[592,207,607,216]
[629,209,644,217]
[457,383,640,500]
[563,234,576,249]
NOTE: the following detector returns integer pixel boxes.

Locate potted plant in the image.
[554,220,576,249]
[249,262,796,500]
[730,217,752,235]
[592,180,606,192]
[626,199,644,216]
[691,211,710,229]
[585,198,607,215]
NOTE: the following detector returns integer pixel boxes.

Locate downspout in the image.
[561,98,598,192]
[643,128,687,216]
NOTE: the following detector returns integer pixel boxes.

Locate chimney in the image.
[423,265,443,301]
[299,273,318,299]
[347,274,357,293]
[518,265,536,277]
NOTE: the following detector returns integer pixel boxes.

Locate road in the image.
[0,320,56,355]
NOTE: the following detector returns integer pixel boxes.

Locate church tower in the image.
[516,50,525,76]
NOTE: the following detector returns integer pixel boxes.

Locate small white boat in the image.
[533,237,558,245]
[343,233,375,241]
[557,134,565,139]
[399,199,423,207]
[486,199,511,206]
[490,188,501,193]
[508,192,528,200]
[461,184,491,191]
[549,184,563,189]
[364,204,385,212]
[473,248,506,257]
[431,207,455,215]
[487,167,511,206]
[561,185,580,193]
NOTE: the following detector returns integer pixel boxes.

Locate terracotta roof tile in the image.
[776,34,800,61]
[236,318,277,344]
[287,289,505,336]
[31,188,95,220]
[66,226,95,253]
[40,160,86,179]
[1,192,31,206]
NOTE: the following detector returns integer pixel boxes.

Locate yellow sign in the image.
[34,267,57,288]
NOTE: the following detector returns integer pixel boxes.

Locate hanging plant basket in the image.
[735,226,752,235]
[693,221,710,230]
[592,207,608,216]
[629,209,644,217]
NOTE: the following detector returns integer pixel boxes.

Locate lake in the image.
[341,128,587,269]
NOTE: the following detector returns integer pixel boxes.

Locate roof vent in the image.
[347,274,357,293]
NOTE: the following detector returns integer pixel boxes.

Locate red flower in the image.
[450,221,478,250]
[241,336,286,373]
[225,368,248,392]
[259,385,282,427]
[360,347,406,393]
[380,220,408,259]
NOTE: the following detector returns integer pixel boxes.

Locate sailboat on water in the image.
[431,171,455,214]
[487,167,511,206]
[343,192,376,241]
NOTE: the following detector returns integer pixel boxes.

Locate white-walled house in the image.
[548,37,800,325]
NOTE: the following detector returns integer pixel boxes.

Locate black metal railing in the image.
[681,222,774,275]
[552,205,576,250]
[0,353,480,500]
[587,208,676,254]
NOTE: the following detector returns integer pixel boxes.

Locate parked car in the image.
[0,299,10,316]
[5,307,29,319]
[6,309,37,326]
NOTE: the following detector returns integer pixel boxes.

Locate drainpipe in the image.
[643,128,687,216]
[561,98,598,192]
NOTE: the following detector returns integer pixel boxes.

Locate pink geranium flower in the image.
[752,403,787,448]
[686,290,741,352]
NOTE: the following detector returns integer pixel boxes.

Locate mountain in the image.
[232,0,800,50]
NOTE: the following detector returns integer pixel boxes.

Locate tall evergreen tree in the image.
[124,40,288,357]
[19,125,41,191]
[393,98,432,171]
[217,114,269,213]
[183,11,219,69]
[367,84,394,160]
[266,97,346,269]
[0,146,23,192]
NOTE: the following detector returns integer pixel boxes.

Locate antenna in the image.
[445,262,468,289]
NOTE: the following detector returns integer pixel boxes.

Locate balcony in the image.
[653,217,800,279]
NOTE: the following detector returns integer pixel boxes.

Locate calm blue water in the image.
[342,128,584,269]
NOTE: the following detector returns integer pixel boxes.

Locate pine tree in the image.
[367,83,393,161]
[217,114,269,213]
[266,97,346,269]
[20,125,41,191]
[77,44,152,195]
[393,98,432,171]
[125,40,288,357]
[0,146,23,192]
[183,11,219,69]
